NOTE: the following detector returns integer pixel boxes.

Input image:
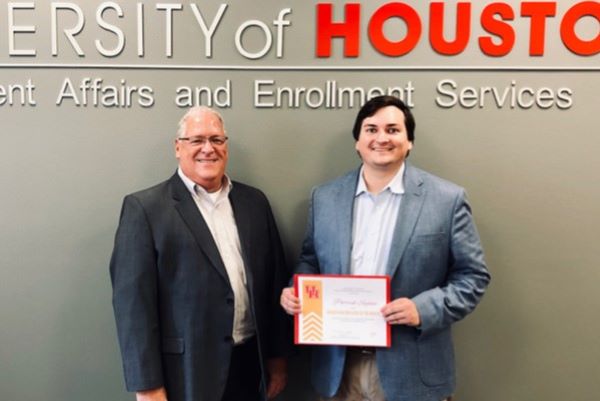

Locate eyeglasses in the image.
[177,135,229,147]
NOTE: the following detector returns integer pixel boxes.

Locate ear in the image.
[174,139,181,159]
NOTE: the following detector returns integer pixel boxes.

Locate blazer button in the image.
[224,335,233,343]
[226,298,234,305]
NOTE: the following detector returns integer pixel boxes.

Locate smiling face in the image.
[355,105,413,173]
[175,109,228,192]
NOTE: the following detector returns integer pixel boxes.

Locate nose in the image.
[375,130,389,143]
[199,140,215,152]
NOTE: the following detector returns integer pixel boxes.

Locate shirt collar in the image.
[355,163,406,196]
[177,167,233,200]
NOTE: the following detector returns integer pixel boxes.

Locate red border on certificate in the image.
[293,274,391,347]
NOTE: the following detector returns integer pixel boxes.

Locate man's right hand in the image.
[280,287,301,315]
[136,387,167,401]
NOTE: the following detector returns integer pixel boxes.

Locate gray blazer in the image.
[296,163,490,401]
[110,174,290,401]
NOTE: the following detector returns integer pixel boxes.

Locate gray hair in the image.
[176,106,226,138]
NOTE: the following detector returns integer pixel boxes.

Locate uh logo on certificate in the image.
[294,274,391,347]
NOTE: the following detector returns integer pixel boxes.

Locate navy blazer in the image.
[110,174,290,401]
[296,163,490,401]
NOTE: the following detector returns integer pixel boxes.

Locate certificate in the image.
[294,274,391,347]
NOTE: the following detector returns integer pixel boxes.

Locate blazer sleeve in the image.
[295,187,322,278]
[412,189,491,337]
[264,200,294,358]
[109,195,164,391]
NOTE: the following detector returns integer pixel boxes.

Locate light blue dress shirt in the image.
[351,163,405,276]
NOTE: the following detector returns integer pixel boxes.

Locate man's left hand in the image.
[381,298,421,326]
[266,357,287,399]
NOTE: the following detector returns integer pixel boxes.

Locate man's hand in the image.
[381,297,421,326]
[136,387,167,401]
[266,357,287,399]
[280,287,301,315]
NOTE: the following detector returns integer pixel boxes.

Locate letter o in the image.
[368,3,422,56]
[235,20,273,59]
[561,1,600,56]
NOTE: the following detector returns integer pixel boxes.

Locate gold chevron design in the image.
[302,311,323,341]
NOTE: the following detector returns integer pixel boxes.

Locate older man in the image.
[281,96,490,401]
[111,107,290,401]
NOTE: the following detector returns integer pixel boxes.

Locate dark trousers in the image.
[221,336,262,401]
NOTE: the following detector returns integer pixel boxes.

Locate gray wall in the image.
[1,1,599,401]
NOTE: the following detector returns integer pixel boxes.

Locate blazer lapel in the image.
[386,163,425,278]
[336,169,360,275]
[228,186,254,289]
[169,174,230,284]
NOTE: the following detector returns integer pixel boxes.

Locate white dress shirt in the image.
[178,168,255,344]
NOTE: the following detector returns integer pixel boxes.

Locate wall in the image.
[1,1,599,400]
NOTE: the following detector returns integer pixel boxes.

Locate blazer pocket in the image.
[411,232,446,243]
[417,331,454,386]
[162,337,185,354]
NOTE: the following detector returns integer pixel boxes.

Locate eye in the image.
[189,138,204,146]
[364,127,377,134]
[210,137,225,145]
[387,128,400,134]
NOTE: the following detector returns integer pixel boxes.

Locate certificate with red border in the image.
[294,274,391,347]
